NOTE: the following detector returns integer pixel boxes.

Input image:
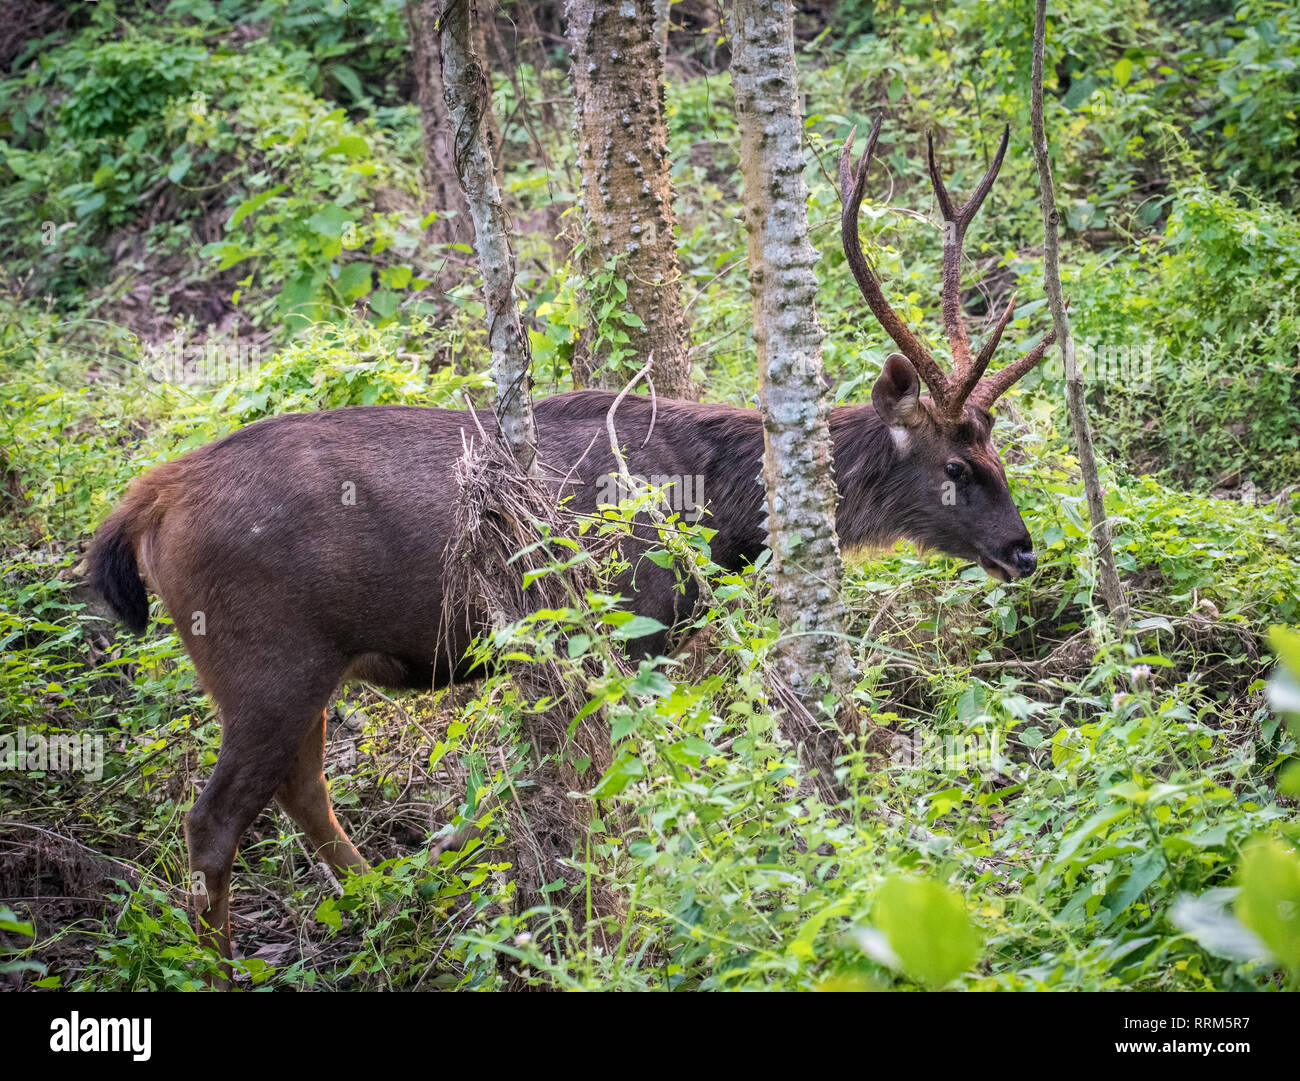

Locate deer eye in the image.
[944,461,967,481]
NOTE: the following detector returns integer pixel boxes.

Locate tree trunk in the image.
[436,0,620,957]
[654,0,672,57]
[566,0,692,398]
[728,0,857,789]
[1030,0,1127,630]
[407,0,472,244]
[438,0,538,473]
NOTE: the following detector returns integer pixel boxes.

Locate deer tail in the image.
[87,495,153,635]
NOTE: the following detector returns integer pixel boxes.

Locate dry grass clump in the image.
[440,427,623,943]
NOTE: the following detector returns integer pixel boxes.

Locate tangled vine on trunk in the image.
[441,425,623,949]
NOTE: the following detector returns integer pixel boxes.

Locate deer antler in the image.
[839,117,1058,420]
[839,117,955,417]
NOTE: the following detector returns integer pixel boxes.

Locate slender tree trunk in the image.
[566,0,692,398]
[438,0,538,473]
[1030,0,1127,629]
[654,0,672,57]
[436,1,619,959]
[407,0,472,244]
[728,0,857,788]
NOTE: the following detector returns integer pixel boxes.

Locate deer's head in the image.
[840,118,1056,581]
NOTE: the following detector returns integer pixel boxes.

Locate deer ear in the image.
[872,353,922,430]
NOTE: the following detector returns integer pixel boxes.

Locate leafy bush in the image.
[1059,176,1300,489]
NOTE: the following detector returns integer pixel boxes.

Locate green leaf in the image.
[1172,889,1269,962]
[315,896,342,932]
[229,184,286,228]
[1062,74,1099,110]
[381,264,413,289]
[788,900,851,962]
[0,959,46,976]
[1236,838,1300,969]
[628,666,672,697]
[590,752,644,798]
[610,615,667,641]
[1049,805,1128,871]
[873,876,981,987]
[1281,761,1300,799]
[369,290,399,319]
[167,152,193,185]
[610,710,640,742]
[329,63,364,102]
[307,203,354,238]
[665,736,718,765]
[0,905,34,937]
[213,242,254,271]
[326,134,370,159]
[1103,848,1167,928]
[278,269,325,330]
[75,192,105,218]
[1269,626,1300,681]
[1113,57,1134,87]
[336,261,373,300]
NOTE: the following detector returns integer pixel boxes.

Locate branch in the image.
[1031,0,1127,628]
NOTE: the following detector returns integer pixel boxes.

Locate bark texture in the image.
[407,0,471,243]
[729,0,857,781]
[438,0,614,950]
[438,0,538,473]
[1031,0,1127,629]
[566,0,692,398]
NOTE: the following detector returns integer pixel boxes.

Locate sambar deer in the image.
[88,116,1053,962]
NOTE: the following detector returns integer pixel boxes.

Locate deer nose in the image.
[1011,545,1037,577]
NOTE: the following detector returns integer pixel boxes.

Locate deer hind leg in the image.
[275,709,368,876]
[185,726,286,966]
[183,664,344,967]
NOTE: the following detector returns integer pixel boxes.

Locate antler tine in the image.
[969,294,1069,410]
[924,131,957,224]
[951,290,1017,407]
[837,118,880,216]
[840,115,954,414]
[968,323,1058,411]
[927,125,1011,238]
[927,126,1012,408]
